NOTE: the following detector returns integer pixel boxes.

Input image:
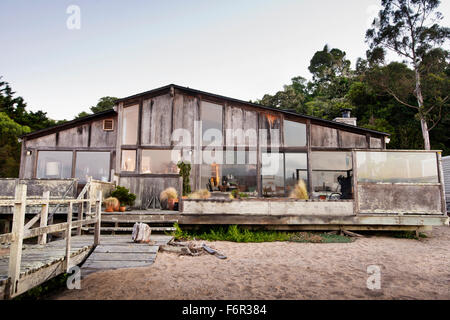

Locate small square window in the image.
[103,119,114,131]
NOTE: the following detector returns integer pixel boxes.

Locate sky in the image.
[1,0,449,120]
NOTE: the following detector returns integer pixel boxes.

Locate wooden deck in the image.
[81,234,172,277]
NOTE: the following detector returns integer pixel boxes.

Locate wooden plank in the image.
[64,202,73,271]
[82,260,154,270]
[86,252,156,261]
[38,191,49,244]
[94,191,102,245]
[7,184,27,298]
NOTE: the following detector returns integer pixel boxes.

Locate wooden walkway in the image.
[0,235,95,298]
[81,235,172,277]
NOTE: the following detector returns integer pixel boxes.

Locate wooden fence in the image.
[0,182,102,298]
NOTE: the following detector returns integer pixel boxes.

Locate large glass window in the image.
[201,101,223,145]
[121,150,136,172]
[284,153,308,196]
[141,150,181,174]
[261,152,284,197]
[284,120,306,147]
[36,151,73,179]
[75,152,110,183]
[122,104,139,145]
[357,151,438,183]
[200,150,257,194]
[311,152,353,199]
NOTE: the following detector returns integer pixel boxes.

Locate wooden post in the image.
[94,190,102,246]
[77,201,84,236]
[65,202,73,271]
[38,191,50,245]
[8,184,27,298]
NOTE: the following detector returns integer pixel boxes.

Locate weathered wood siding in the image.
[0,179,77,198]
[141,94,173,146]
[57,125,90,147]
[339,130,368,148]
[224,105,258,146]
[90,118,117,147]
[370,137,383,149]
[118,176,182,209]
[311,125,338,148]
[259,113,281,147]
[357,183,443,214]
[26,134,56,148]
[172,94,199,146]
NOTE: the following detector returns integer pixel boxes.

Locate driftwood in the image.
[340,229,364,238]
[161,240,226,259]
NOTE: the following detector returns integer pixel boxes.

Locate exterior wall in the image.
[118,176,182,209]
[182,199,354,216]
[0,178,77,198]
[443,156,450,209]
[357,184,443,215]
[20,115,117,180]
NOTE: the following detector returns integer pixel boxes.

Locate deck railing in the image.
[0,182,102,298]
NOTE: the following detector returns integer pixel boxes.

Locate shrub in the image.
[111,186,136,207]
[289,179,309,200]
[160,187,178,202]
[104,197,119,208]
[188,189,211,199]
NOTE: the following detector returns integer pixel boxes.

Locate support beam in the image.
[38,191,50,245]
[8,184,27,298]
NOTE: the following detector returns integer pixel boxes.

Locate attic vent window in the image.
[103,119,114,131]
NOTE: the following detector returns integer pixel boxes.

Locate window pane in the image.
[36,151,73,179]
[121,150,136,172]
[357,151,438,183]
[122,105,139,145]
[262,152,284,197]
[75,152,110,183]
[201,101,223,145]
[285,153,308,196]
[200,151,258,193]
[311,152,353,199]
[284,120,306,147]
[141,150,181,174]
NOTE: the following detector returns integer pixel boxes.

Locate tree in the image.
[366,0,450,149]
[75,96,118,119]
[0,112,30,177]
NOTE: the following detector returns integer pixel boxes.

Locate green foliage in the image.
[75,96,118,119]
[110,186,136,207]
[231,189,248,199]
[177,161,191,196]
[171,223,352,243]
[14,273,69,300]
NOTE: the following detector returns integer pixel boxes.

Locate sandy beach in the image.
[53,226,450,300]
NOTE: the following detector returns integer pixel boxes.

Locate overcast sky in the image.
[1,0,449,120]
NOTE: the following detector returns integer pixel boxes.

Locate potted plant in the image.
[104,197,119,212]
[111,186,136,212]
[160,187,178,210]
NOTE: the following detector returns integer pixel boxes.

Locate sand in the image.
[53,226,450,300]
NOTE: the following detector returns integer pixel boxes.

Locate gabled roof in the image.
[23,83,390,140]
[117,84,390,137]
[22,109,117,140]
